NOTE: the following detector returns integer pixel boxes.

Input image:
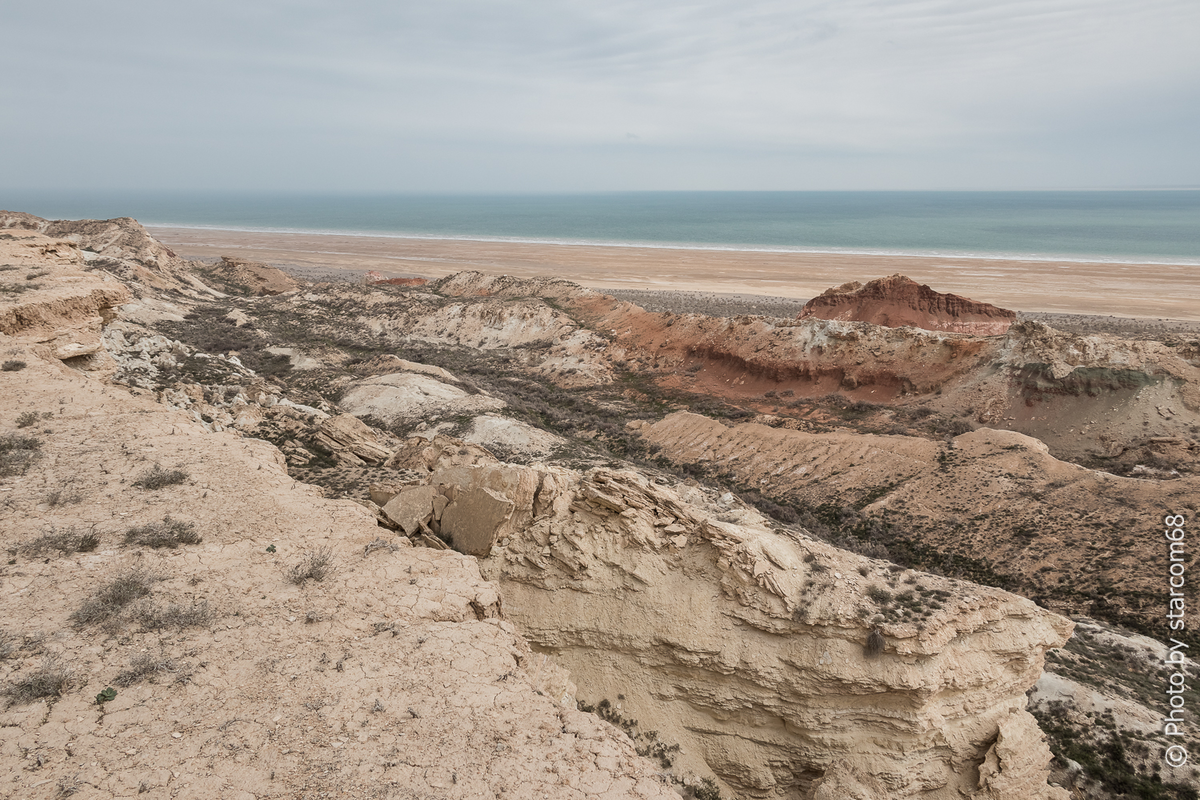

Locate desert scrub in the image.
[124,516,202,548]
[4,657,73,705]
[134,599,212,630]
[132,464,188,490]
[286,545,336,584]
[71,568,158,628]
[15,527,100,557]
[0,431,41,477]
[114,652,190,687]
[1,359,26,371]
[45,486,83,506]
[866,585,893,605]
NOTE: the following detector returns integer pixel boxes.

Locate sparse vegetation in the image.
[286,546,336,584]
[46,486,84,506]
[15,411,39,428]
[124,516,202,548]
[1,359,26,371]
[4,657,73,705]
[14,527,100,557]
[71,568,157,628]
[114,652,190,687]
[134,599,212,630]
[0,431,41,477]
[132,464,188,490]
[578,697,683,771]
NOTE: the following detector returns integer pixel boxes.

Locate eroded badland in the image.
[1,212,1198,800]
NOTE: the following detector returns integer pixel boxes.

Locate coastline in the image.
[149,225,1200,322]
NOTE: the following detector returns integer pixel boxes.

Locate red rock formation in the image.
[799,274,1016,335]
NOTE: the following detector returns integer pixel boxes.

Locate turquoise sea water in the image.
[4,191,1199,264]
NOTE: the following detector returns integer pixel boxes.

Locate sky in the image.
[2,0,1198,192]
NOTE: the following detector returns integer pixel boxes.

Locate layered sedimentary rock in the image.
[385,444,1073,800]
[799,274,1017,335]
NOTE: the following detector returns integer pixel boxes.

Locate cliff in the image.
[380,445,1073,799]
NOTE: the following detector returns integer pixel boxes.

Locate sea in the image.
[5,190,1200,264]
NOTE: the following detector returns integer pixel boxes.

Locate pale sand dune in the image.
[149,226,1200,321]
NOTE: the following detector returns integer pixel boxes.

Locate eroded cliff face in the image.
[798,274,1017,336]
[381,447,1073,800]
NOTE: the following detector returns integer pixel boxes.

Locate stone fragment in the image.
[381,485,438,536]
[440,486,515,557]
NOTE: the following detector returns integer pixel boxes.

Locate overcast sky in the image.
[2,0,1198,192]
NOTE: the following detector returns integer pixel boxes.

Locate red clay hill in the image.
[799,274,1017,336]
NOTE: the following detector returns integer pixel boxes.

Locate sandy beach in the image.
[149,226,1200,322]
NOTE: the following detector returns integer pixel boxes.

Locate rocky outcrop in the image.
[312,413,394,465]
[202,255,299,295]
[0,230,130,371]
[0,211,218,297]
[799,274,1017,336]
[384,443,1073,799]
[339,371,506,427]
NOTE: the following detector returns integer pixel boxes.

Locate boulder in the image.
[381,485,439,535]
[440,485,515,556]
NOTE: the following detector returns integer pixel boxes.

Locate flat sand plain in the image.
[149,226,1200,322]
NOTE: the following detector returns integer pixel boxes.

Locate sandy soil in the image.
[149,226,1200,322]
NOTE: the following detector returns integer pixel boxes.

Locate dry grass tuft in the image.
[124,516,202,548]
[132,464,188,490]
[286,546,337,585]
[70,568,158,628]
[4,656,73,705]
[134,599,212,630]
[16,527,100,557]
[114,652,192,687]
[0,432,41,477]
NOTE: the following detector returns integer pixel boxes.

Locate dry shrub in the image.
[15,528,100,557]
[286,546,337,584]
[0,432,41,477]
[114,652,192,687]
[132,464,188,490]
[4,657,73,705]
[134,599,212,630]
[124,517,202,548]
[71,568,157,628]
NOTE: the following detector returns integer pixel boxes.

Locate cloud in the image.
[1,0,1197,190]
